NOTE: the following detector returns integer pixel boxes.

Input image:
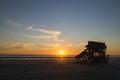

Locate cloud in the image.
[26,25,33,30]
[75,42,87,48]
[66,43,73,47]
[6,18,23,28]
[80,42,87,46]
[10,42,35,49]
[26,35,52,39]
[39,43,60,50]
[26,25,64,41]
[47,43,60,47]
[0,47,13,50]
[0,42,35,50]
[26,25,61,35]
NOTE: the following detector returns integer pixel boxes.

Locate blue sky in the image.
[0,0,120,55]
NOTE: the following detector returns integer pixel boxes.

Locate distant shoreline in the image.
[0,55,120,59]
[0,56,74,59]
[0,54,75,58]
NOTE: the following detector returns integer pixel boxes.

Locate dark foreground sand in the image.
[0,58,120,80]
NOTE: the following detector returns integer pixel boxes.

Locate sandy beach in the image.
[0,57,120,80]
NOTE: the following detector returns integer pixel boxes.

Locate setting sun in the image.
[59,50,65,57]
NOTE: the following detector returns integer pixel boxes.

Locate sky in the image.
[0,0,120,56]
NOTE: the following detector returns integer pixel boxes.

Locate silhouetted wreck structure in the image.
[75,41,109,64]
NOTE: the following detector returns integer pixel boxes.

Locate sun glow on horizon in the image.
[59,49,65,57]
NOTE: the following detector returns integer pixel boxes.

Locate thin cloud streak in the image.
[10,42,35,49]
[26,25,64,41]
[26,35,52,39]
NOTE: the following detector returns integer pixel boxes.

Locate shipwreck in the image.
[75,41,109,64]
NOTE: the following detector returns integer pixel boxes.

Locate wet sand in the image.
[0,58,120,80]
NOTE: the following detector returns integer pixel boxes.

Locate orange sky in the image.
[0,0,120,56]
